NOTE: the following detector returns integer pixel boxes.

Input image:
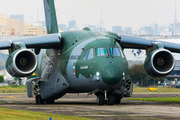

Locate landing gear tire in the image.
[114,91,124,104]
[114,94,122,104]
[46,99,55,104]
[35,95,44,104]
[107,92,114,105]
[97,93,105,105]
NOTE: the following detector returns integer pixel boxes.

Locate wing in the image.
[119,35,152,49]
[0,33,61,50]
[119,35,180,53]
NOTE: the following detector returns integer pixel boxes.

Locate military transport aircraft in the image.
[1,0,179,105]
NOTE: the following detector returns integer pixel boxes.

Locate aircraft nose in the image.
[101,65,121,85]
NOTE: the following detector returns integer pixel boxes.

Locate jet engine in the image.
[144,49,175,77]
[6,49,37,77]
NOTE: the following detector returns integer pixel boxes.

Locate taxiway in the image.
[0,93,180,120]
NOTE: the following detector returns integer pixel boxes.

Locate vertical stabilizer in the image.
[43,0,58,34]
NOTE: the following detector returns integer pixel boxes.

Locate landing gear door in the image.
[40,60,70,100]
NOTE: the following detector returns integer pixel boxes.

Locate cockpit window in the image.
[96,48,108,56]
[87,48,94,60]
[82,48,89,60]
[119,47,125,58]
[109,48,121,56]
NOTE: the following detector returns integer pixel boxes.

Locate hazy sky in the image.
[0,0,178,31]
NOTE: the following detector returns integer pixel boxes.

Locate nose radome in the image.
[101,65,121,85]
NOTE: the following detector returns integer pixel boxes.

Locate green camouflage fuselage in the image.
[36,29,129,93]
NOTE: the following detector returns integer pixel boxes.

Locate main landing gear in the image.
[35,95,55,104]
[33,81,55,104]
[35,95,44,104]
[95,91,123,105]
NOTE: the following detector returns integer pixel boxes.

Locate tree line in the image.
[129,64,164,87]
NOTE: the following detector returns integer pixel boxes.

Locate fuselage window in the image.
[96,48,108,56]
[109,48,121,56]
[87,48,94,60]
[82,48,89,60]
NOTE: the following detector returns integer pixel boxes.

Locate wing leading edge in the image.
[0,33,61,50]
[119,35,180,53]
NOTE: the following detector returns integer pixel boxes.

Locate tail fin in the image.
[43,0,58,34]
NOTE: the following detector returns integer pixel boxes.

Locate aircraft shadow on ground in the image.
[3,100,179,106]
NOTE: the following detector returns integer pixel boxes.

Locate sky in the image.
[0,0,179,31]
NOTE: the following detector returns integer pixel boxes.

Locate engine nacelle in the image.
[144,49,175,77]
[6,49,37,77]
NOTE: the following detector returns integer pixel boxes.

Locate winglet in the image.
[43,0,59,34]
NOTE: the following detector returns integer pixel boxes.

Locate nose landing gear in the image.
[95,91,124,105]
[107,92,114,105]
[96,92,105,105]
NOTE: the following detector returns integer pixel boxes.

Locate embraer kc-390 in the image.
[1,0,179,105]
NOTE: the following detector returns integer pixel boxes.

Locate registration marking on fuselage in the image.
[80,65,88,69]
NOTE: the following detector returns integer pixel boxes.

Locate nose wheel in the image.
[107,92,114,105]
[97,93,105,105]
[96,92,116,105]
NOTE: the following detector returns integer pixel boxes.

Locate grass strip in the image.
[127,97,180,103]
[1,86,180,93]
[0,107,93,120]
[0,85,26,89]
[0,85,26,93]
[133,87,180,93]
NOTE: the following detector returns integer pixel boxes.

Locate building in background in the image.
[139,26,153,35]
[58,24,68,32]
[25,21,46,36]
[68,20,76,29]
[160,28,172,36]
[68,16,78,30]
[89,25,105,31]
[8,14,24,35]
[153,24,160,35]
[41,21,46,28]
[10,14,24,21]
[112,26,123,34]
[124,27,132,35]
[0,12,46,36]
